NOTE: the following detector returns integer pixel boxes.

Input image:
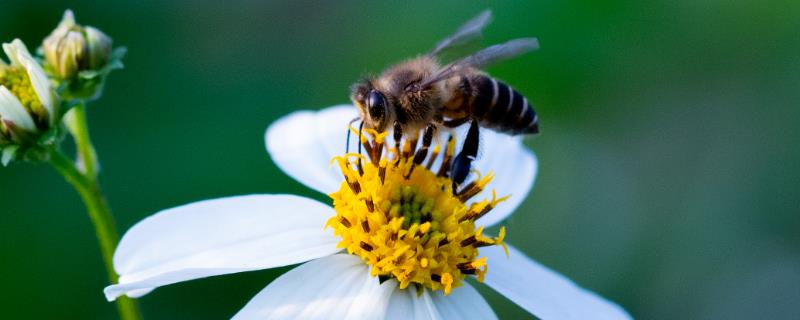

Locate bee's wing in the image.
[430,9,493,57]
[419,38,540,90]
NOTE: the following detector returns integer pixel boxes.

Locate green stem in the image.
[50,107,142,320]
[70,104,97,178]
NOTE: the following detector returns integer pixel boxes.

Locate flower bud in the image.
[41,10,123,101]
[42,10,79,79]
[42,10,115,79]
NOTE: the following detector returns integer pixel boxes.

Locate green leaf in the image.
[1,145,19,166]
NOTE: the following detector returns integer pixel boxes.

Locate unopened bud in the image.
[42,10,115,79]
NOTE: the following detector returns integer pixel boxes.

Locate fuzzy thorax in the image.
[327,128,508,295]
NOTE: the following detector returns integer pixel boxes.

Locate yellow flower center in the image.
[327,128,509,295]
[0,66,45,125]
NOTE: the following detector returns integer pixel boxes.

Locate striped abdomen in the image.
[468,75,539,135]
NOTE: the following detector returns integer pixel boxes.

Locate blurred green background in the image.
[1,1,798,319]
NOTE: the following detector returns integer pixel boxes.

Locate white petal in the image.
[266,105,359,195]
[60,10,76,28]
[233,254,396,320]
[2,40,22,66]
[385,285,413,320]
[2,40,55,122]
[431,282,497,319]
[344,275,399,319]
[387,287,441,320]
[481,244,631,320]
[17,50,55,120]
[0,86,36,131]
[126,288,154,298]
[104,194,340,301]
[471,131,538,227]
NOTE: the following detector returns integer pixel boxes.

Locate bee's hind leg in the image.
[451,119,479,192]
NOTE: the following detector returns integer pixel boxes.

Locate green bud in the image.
[43,10,114,79]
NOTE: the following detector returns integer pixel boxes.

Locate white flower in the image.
[0,39,56,134]
[104,105,630,319]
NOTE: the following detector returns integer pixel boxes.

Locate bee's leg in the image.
[443,117,470,128]
[393,121,403,165]
[405,124,436,179]
[356,121,365,175]
[451,119,479,192]
[345,117,360,154]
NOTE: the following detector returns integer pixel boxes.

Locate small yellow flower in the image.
[0,39,57,164]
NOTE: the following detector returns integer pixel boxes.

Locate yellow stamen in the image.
[327,128,509,294]
[0,66,45,124]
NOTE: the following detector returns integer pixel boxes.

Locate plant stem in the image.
[70,104,97,178]
[49,106,142,320]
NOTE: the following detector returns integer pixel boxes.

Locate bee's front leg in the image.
[345,117,360,154]
[393,121,403,164]
[405,124,436,179]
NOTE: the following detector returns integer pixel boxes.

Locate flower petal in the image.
[471,132,538,227]
[0,86,36,131]
[431,282,497,319]
[265,105,359,194]
[2,40,23,66]
[386,287,442,320]
[481,244,631,320]
[104,194,340,301]
[1,40,55,123]
[16,46,55,120]
[233,254,397,319]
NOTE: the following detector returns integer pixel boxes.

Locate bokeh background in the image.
[1,1,798,319]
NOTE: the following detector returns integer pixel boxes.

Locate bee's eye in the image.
[367,90,386,120]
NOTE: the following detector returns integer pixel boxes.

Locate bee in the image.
[350,10,540,190]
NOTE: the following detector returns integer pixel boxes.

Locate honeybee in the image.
[350,10,540,189]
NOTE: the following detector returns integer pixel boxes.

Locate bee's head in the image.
[351,80,390,131]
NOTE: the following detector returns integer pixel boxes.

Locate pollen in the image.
[0,66,44,124]
[326,127,508,295]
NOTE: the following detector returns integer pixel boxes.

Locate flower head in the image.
[0,39,58,165]
[327,128,508,294]
[42,9,124,100]
[104,105,629,319]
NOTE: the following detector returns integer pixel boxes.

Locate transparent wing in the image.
[419,38,540,90]
[430,9,493,57]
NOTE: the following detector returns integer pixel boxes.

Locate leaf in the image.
[2,145,19,166]
[111,47,128,61]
